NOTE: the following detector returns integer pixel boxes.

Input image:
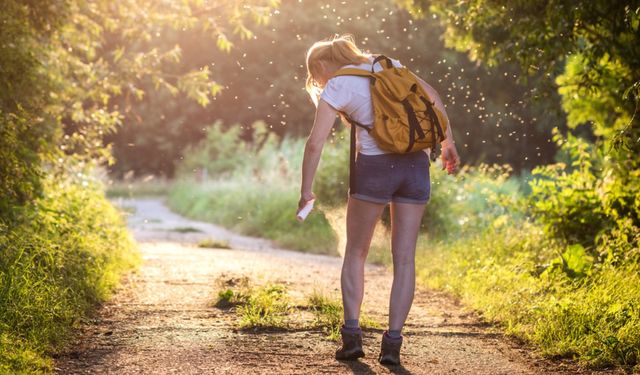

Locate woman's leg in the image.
[388,202,426,332]
[341,196,386,323]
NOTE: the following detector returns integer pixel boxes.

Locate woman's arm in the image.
[299,99,338,210]
[414,74,460,173]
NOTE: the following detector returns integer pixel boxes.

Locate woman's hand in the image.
[441,143,460,175]
[298,191,316,212]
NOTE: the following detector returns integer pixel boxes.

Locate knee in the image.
[345,243,369,262]
[391,249,415,268]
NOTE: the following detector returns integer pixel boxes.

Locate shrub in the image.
[0,177,139,373]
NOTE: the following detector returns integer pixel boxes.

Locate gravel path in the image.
[54,198,606,374]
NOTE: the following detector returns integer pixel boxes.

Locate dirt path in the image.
[55,198,603,374]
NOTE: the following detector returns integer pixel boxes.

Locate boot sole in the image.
[378,357,400,365]
[335,350,365,361]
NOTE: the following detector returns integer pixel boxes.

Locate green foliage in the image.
[0,110,47,218]
[177,121,268,178]
[416,223,640,369]
[168,178,337,254]
[529,130,609,247]
[426,163,523,236]
[529,130,639,262]
[0,0,279,220]
[313,129,350,207]
[0,333,51,375]
[0,1,62,218]
[214,282,292,328]
[0,178,139,373]
[105,177,172,198]
[392,5,640,368]
[400,0,640,245]
[168,121,338,254]
[238,284,292,328]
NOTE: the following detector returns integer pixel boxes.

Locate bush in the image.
[0,177,139,373]
[426,163,524,236]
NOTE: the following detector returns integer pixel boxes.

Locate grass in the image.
[169,226,203,233]
[307,291,381,341]
[168,178,338,254]
[105,176,172,198]
[237,284,292,328]
[416,223,640,369]
[197,238,231,249]
[0,178,140,373]
[214,282,292,329]
[212,280,382,340]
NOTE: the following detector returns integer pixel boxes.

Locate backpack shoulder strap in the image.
[371,55,394,70]
[332,68,373,78]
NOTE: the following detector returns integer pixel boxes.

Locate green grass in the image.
[237,284,292,328]
[169,226,203,233]
[213,282,292,329]
[307,291,381,341]
[0,178,140,373]
[416,223,640,369]
[213,282,381,338]
[106,177,172,198]
[168,178,338,254]
[197,238,231,249]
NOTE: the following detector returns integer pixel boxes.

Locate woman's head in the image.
[305,35,370,104]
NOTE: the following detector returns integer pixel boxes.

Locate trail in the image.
[55,198,603,374]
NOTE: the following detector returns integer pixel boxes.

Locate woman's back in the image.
[320,57,404,155]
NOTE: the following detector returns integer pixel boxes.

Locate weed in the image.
[214,289,247,308]
[106,177,172,198]
[238,285,292,329]
[170,226,203,233]
[213,281,292,329]
[198,238,231,249]
[307,291,380,341]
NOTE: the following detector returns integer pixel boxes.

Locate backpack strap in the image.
[333,68,373,77]
[371,55,394,71]
[339,112,370,196]
[332,68,376,86]
[419,96,446,161]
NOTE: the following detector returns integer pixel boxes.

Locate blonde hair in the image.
[305,35,370,104]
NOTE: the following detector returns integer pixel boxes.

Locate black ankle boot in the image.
[378,331,402,365]
[335,326,365,361]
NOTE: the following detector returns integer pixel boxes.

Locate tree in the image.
[0,0,279,220]
[397,0,640,252]
[107,0,564,177]
[398,0,639,143]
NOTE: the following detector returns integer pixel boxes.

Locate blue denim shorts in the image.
[351,151,431,205]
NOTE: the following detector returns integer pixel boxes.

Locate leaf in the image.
[562,244,593,276]
[216,34,233,53]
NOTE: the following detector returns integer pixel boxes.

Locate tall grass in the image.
[168,121,339,254]
[0,178,139,373]
[417,224,640,368]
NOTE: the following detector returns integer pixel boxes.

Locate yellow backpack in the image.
[334,55,448,161]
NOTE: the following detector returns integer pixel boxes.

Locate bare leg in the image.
[388,202,426,332]
[341,196,386,322]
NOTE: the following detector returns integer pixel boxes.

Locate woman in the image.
[298,35,460,365]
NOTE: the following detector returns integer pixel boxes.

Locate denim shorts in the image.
[351,151,431,205]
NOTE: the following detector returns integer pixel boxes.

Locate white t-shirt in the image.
[320,57,404,155]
